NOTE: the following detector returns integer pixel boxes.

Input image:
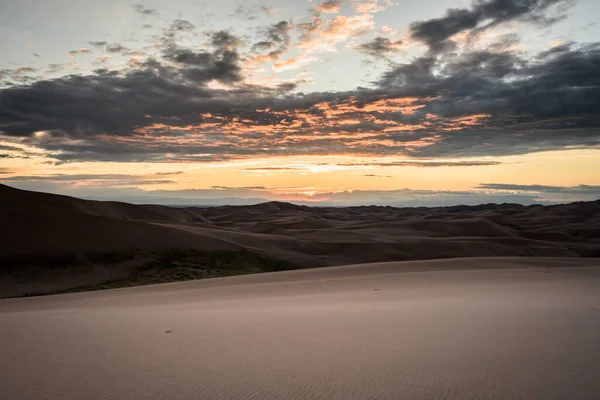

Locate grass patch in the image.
[6,248,298,297]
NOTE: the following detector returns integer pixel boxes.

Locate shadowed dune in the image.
[1,183,599,296]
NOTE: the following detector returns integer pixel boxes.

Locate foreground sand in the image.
[1,257,600,399]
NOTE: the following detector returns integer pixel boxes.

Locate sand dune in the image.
[1,257,599,399]
[1,183,599,296]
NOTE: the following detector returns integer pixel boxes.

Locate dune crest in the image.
[1,183,599,296]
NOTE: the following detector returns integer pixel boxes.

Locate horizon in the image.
[1,0,599,206]
[3,182,598,208]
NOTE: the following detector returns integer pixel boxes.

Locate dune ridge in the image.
[1,183,599,296]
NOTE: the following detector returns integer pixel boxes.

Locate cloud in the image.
[83,185,598,206]
[153,171,184,176]
[161,30,243,84]
[296,13,375,53]
[105,44,129,53]
[68,48,92,57]
[2,173,175,186]
[2,40,599,162]
[273,56,318,71]
[169,19,195,32]
[229,4,263,20]
[315,0,342,14]
[249,21,292,65]
[1,67,39,85]
[210,30,242,50]
[356,37,404,59]
[364,174,393,178]
[261,5,275,15]
[243,167,305,171]
[356,0,396,14]
[409,0,571,53]
[477,183,600,194]
[211,185,268,190]
[5,179,597,206]
[132,4,158,15]
[0,2,599,164]
[340,161,502,167]
[46,63,66,74]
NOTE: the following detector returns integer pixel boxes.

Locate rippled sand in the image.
[1,257,599,399]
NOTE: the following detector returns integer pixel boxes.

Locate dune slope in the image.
[1,258,599,399]
[1,183,599,296]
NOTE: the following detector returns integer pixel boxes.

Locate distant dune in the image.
[1,183,599,296]
[1,258,599,399]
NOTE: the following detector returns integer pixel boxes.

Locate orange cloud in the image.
[356,0,396,14]
[296,14,374,53]
[273,56,318,71]
[315,0,342,13]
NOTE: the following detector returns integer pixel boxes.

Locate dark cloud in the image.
[0,3,598,164]
[265,21,291,44]
[132,4,158,16]
[251,21,291,60]
[409,0,571,53]
[0,67,39,85]
[0,144,21,151]
[86,42,143,58]
[169,19,195,32]
[153,171,184,176]
[0,153,30,159]
[46,64,66,74]
[162,30,243,83]
[364,174,393,178]
[106,44,130,53]
[68,48,92,57]
[356,37,403,58]
[2,173,174,185]
[252,41,274,51]
[210,30,241,50]
[375,42,600,156]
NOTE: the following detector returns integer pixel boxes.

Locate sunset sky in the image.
[1,0,599,206]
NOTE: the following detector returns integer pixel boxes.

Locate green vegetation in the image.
[2,248,298,297]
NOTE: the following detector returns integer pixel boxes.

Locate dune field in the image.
[1,183,599,297]
[1,257,600,399]
[1,184,600,398]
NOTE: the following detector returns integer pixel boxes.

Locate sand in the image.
[3,183,600,266]
[3,183,600,297]
[2,257,600,399]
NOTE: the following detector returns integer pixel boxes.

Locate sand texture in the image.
[1,257,600,399]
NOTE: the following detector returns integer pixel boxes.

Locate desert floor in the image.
[1,257,600,400]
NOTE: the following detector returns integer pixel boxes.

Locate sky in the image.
[0,0,599,206]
